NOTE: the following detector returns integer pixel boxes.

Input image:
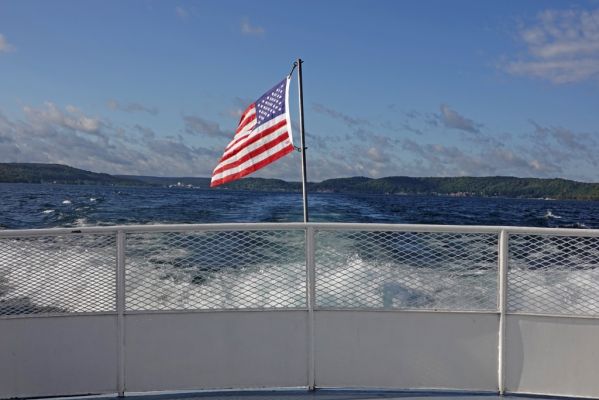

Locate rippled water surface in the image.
[2,183,599,229]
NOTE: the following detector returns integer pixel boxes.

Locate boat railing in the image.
[1,223,598,399]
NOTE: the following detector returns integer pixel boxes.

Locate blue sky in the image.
[1,0,599,182]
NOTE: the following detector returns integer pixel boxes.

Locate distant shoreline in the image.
[0,181,582,204]
[2,162,599,201]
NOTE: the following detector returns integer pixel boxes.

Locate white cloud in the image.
[65,105,79,114]
[241,17,265,36]
[23,102,102,134]
[107,99,118,110]
[438,104,482,134]
[399,138,565,178]
[312,103,372,128]
[366,146,390,164]
[175,6,189,20]
[3,101,599,181]
[183,115,230,138]
[0,34,15,53]
[528,120,599,167]
[505,8,599,83]
[106,99,158,115]
[0,103,220,177]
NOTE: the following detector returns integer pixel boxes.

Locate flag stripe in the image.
[213,123,289,174]
[220,117,286,162]
[212,139,293,182]
[225,132,251,152]
[226,122,255,151]
[235,110,256,133]
[225,110,257,151]
[212,129,291,176]
[238,104,255,124]
[211,142,294,187]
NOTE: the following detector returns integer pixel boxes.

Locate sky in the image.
[1,0,599,182]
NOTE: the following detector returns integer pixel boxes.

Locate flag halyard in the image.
[210,77,294,187]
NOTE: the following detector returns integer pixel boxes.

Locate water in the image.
[1,183,599,315]
[2,183,599,229]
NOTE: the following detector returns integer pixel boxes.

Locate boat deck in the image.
[49,390,569,400]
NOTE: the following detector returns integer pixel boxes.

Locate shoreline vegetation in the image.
[2,162,599,201]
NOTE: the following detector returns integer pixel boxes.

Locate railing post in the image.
[497,229,509,395]
[305,225,316,391]
[116,230,126,397]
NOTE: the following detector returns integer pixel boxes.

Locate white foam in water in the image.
[545,210,562,219]
[0,239,115,313]
[89,198,97,202]
[125,252,307,310]
[1,238,598,315]
[42,209,55,214]
[315,253,496,309]
[62,200,72,205]
[508,268,599,314]
[74,218,89,227]
[0,237,307,312]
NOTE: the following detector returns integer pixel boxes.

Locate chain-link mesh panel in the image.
[126,230,306,310]
[508,234,599,316]
[315,230,498,310]
[0,234,116,316]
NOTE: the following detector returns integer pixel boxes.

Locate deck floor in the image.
[80,389,567,400]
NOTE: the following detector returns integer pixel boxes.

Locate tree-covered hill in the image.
[0,163,146,186]
[3,163,599,200]
[314,176,599,200]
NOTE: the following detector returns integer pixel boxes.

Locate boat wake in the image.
[1,232,598,315]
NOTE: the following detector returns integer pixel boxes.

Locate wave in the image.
[0,237,116,314]
[1,235,598,315]
[315,253,496,310]
[507,267,599,314]
[545,210,562,219]
[73,218,89,227]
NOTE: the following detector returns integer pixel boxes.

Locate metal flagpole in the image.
[293,58,314,390]
[296,58,309,223]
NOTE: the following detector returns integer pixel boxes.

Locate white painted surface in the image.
[505,315,599,398]
[0,315,117,399]
[124,311,309,392]
[5,222,599,238]
[3,311,599,399]
[314,311,498,391]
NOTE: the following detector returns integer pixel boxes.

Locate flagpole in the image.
[296,58,309,223]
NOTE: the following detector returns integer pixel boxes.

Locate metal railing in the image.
[2,222,599,398]
[2,223,599,318]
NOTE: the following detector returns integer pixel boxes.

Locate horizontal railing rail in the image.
[4,222,599,236]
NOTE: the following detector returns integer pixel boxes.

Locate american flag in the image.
[210,78,294,187]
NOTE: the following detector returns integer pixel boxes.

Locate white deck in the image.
[42,389,572,400]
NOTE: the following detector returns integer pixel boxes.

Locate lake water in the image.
[2,183,599,229]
